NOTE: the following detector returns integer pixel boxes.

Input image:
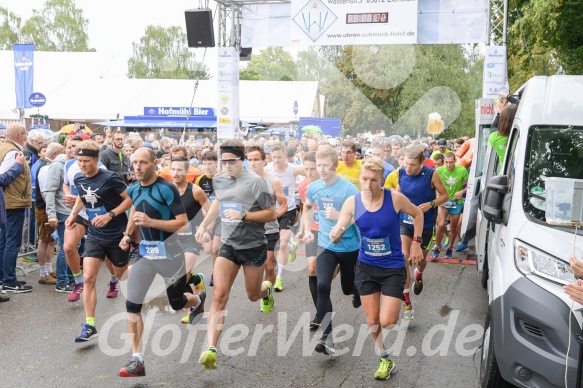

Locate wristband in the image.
[430,200,435,208]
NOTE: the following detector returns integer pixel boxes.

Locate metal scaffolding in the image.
[487,0,508,46]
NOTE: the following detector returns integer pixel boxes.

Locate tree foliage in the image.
[127,25,210,80]
[240,47,297,81]
[0,6,21,50]
[21,0,94,52]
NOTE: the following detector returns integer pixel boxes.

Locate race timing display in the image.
[346,12,388,24]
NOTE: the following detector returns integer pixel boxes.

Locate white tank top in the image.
[267,162,296,210]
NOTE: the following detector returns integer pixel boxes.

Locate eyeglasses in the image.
[220,157,241,165]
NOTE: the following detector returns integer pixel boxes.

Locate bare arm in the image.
[293,164,306,177]
[245,205,276,223]
[272,177,288,218]
[329,196,355,243]
[393,191,424,263]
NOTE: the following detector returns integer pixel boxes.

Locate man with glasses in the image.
[99,130,131,185]
[336,140,362,189]
[0,124,33,293]
[195,139,276,370]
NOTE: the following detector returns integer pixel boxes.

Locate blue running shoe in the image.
[456,242,469,252]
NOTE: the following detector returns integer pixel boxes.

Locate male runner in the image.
[247,145,287,299]
[195,139,276,370]
[302,146,361,356]
[330,157,422,380]
[66,141,133,342]
[118,148,205,377]
[170,156,211,323]
[266,142,305,292]
[397,145,448,320]
[432,152,468,258]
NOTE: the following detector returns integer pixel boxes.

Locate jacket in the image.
[0,162,24,223]
[99,147,131,184]
[44,154,70,219]
[23,142,39,168]
[0,140,32,209]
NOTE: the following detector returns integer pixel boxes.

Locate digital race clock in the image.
[346,12,388,24]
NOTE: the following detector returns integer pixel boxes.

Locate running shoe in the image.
[260,281,274,313]
[352,294,361,308]
[199,348,217,370]
[2,282,32,293]
[189,291,206,324]
[374,358,395,380]
[288,241,299,262]
[75,323,98,342]
[309,317,320,331]
[106,280,119,298]
[431,247,440,259]
[274,277,283,292]
[193,273,206,293]
[402,303,414,320]
[442,237,450,248]
[68,283,83,302]
[445,247,454,259]
[456,242,469,252]
[413,269,423,295]
[119,356,146,377]
[55,282,74,293]
[315,333,336,356]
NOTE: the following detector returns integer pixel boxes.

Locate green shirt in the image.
[436,165,469,203]
[430,149,448,160]
[489,132,508,167]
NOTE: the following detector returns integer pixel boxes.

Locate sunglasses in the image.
[220,157,241,165]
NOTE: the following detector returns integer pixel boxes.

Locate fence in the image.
[17,207,38,276]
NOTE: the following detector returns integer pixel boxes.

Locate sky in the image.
[4,0,220,77]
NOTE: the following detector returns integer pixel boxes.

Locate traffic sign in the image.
[293,100,298,116]
[29,92,46,108]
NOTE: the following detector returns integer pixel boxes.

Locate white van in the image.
[477,75,583,387]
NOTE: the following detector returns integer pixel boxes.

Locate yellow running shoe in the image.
[199,348,217,370]
[260,281,274,313]
[274,277,283,292]
[288,241,299,262]
[374,358,395,380]
[180,312,190,324]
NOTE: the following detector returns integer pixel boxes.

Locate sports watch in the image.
[412,236,423,244]
[108,211,116,218]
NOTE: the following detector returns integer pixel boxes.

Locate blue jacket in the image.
[0,162,25,224]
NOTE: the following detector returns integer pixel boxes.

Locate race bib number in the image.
[86,206,106,222]
[283,186,289,196]
[318,197,339,211]
[220,202,242,222]
[402,214,414,225]
[445,200,458,209]
[139,240,168,260]
[363,237,392,257]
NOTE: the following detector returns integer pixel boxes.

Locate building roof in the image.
[0,50,319,124]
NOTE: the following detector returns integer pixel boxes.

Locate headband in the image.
[77,148,100,157]
[221,146,245,160]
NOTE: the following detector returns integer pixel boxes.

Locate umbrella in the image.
[0,123,5,130]
[301,125,322,134]
[59,123,93,134]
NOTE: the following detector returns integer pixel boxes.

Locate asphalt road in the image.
[0,248,487,387]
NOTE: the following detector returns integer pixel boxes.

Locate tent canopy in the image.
[94,119,216,129]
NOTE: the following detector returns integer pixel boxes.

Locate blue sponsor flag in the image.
[13,44,34,109]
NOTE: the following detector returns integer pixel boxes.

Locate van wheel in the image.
[480,308,510,388]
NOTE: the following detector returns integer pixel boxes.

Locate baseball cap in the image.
[437,138,447,147]
[142,142,156,149]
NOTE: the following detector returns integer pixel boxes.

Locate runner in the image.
[397,145,448,320]
[169,156,211,323]
[432,152,468,258]
[301,146,361,356]
[295,151,322,329]
[329,157,423,380]
[195,139,276,370]
[336,140,362,189]
[66,141,133,342]
[118,147,205,377]
[195,151,219,286]
[63,141,114,301]
[247,146,287,293]
[266,142,305,292]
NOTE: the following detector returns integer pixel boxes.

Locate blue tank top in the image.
[398,165,436,229]
[354,190,405,268]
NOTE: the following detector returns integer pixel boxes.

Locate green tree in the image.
[127,25,210,80]
[240,47,297,81]
[295,47,335,82]
[0,6,21,50]
[21,0,94,51]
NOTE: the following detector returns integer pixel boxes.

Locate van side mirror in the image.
[483,175,509,224]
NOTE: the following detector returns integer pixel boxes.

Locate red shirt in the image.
[423,158,435,168]
[297,178,319,232]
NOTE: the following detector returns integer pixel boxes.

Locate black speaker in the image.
[185,9,215,48]
[240,47,252,61]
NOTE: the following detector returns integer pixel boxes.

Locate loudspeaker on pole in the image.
[185,9,215,48]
